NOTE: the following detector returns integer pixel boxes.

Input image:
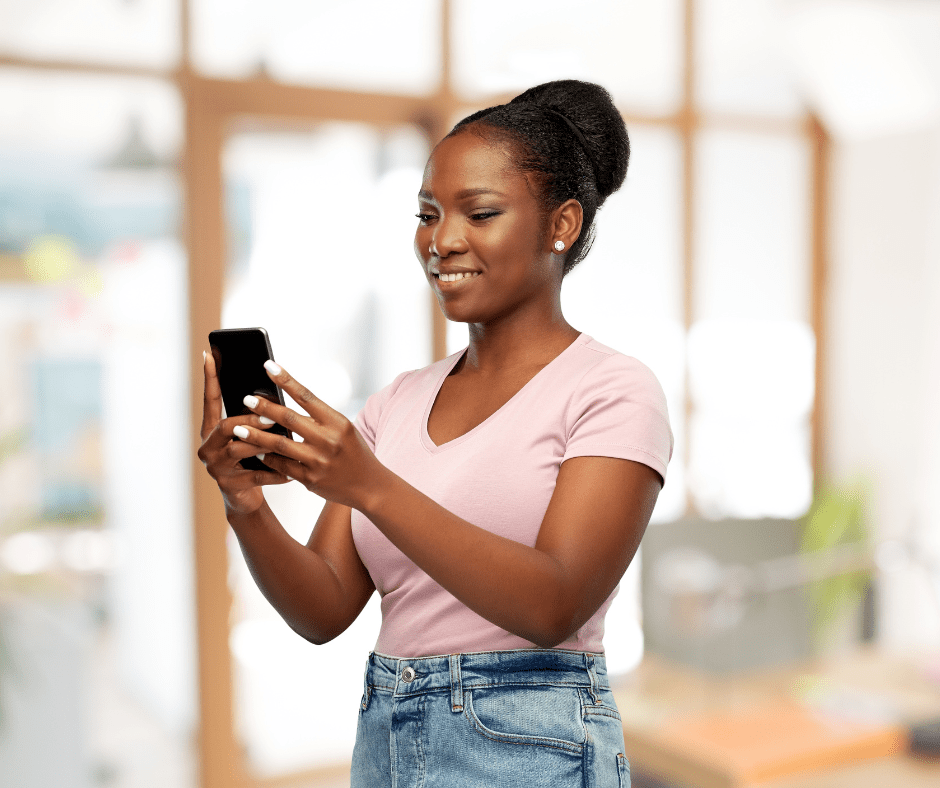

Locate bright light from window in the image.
[2,531,56,574]
[452,0,683,114]
[687,318,815,519]
[192,0,441,95]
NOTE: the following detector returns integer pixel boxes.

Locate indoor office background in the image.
[0,1,938,787]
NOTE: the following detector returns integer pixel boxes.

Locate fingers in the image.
[262,361,339,424]
[201,350,224,440]
[205,423,292,486]
[226,466,293,489]
[248,451,303,482]
[232,422,307,464]
[201,412,279,454]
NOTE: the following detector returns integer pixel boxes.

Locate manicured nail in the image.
[243,394,259,409]
[264,360,282,376]
[286,476,295,481]
[255,453,266,462]
[233,426,249,440]
[259,416,275,426]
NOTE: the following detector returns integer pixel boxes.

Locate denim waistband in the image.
[361,648,609,713]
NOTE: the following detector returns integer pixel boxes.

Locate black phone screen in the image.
[208,327,293,472]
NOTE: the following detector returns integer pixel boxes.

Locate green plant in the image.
[801,478,871,647]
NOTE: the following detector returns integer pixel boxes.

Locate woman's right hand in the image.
[198,350,291,516]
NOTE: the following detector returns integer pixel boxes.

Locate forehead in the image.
[420,131,526,199]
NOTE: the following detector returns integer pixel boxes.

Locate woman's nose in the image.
[430,218,467,258]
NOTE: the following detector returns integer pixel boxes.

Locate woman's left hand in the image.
[235,361,384,510]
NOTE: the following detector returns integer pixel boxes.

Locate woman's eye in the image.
[415,213,436,224]
[470,211,500,221]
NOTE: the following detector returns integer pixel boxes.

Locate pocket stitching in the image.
[463,691,584,754]
[583,705,622,721]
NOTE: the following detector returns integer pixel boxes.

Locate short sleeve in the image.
[563,353,673,484]
[354,369,413,452]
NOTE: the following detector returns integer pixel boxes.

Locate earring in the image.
[554,240,565,252]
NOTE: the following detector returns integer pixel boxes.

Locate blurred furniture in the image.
[613,649,940,788]
[641,518,817,675]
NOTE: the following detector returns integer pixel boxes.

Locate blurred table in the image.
[612,648,940,788]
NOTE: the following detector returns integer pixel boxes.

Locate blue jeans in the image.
[351,649,631,787]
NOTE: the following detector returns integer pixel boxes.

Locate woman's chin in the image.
[437,299,478,325]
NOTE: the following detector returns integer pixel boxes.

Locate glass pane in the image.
[192,0,441,95]
[0,0,179,69]
[451,0,683,114]
[690,128,814,520]
[694,129,811,323]
[787,2,940,139]
[562,124,686,524]
[223,121,430,777]
[696,0,803,117]
[687,319,815,520]
[0,71,194,785]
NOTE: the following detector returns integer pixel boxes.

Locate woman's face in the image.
[414,131,560,326]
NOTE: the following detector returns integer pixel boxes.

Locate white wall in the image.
[826,126,940,649]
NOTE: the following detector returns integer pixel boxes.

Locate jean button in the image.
[401,666,416,683]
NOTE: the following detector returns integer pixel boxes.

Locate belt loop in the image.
[449,653,464,712]
[585,652,600,704]
[361,652,373,711]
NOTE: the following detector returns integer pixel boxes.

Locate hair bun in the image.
[509,79,629,202]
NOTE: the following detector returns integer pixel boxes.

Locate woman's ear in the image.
[548,199,584,255]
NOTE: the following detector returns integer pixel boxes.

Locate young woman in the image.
[199,79,672,788]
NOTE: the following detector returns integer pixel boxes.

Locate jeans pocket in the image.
[463,684,585,754]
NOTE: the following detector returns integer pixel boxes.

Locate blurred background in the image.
[1,1,939,787]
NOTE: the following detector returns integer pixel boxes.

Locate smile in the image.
[435,272,480,282]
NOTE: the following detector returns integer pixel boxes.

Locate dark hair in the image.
[447,79,629,275]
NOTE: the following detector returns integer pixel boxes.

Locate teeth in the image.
[438,272,480,282]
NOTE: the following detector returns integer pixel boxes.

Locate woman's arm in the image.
[198,352,374,645]
[228,500,375,645]
[242,362,660,649]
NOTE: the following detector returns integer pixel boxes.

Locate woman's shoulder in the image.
[565,335,667,406]
[562,335,674,474]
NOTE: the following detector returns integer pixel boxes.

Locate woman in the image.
[199,79,672,787]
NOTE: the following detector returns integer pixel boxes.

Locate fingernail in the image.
[233,426,249,439]
[243,394,259,409]
[286,476,295,481]
[203,350,207,364]
[255,453,266,462]
[258,416,275,426]
[264,360,282,376]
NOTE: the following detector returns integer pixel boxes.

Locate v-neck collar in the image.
[419,333,589,453]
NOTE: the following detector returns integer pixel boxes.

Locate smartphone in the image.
[208,327,293,473]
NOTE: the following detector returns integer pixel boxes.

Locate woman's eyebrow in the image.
[454,187,505,199]
[418,187,505,201]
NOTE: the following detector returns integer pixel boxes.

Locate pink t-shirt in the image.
[351,333,673,658]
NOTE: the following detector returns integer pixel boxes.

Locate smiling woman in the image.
[198,79,673,788]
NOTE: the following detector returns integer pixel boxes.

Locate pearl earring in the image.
[554,241,565,252]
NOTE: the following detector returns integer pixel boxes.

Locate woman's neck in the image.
[460,312,580,376]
